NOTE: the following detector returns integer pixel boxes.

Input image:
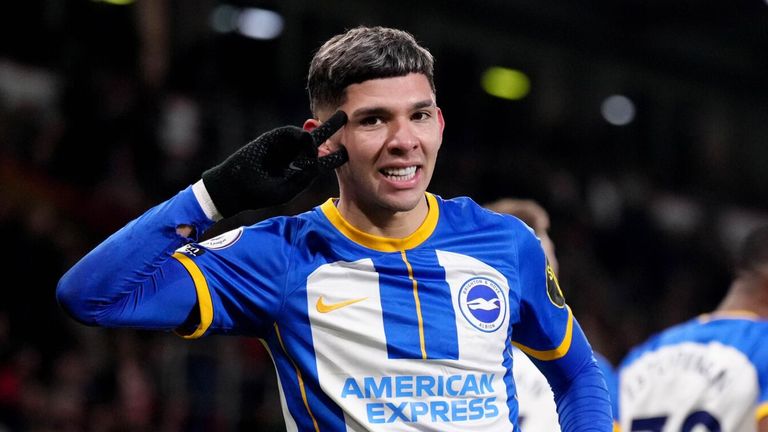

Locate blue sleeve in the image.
[56,186,215,330]
[553,358,613,431]
[171,217,297,337]
[509,221,571,357]
[510,222,612,429]
[594,352,620,421]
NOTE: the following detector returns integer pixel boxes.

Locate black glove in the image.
[202,111,348,217]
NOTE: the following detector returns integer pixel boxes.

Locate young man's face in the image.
[313,73,445,216]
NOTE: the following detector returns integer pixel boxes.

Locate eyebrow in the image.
[351,99,436,118]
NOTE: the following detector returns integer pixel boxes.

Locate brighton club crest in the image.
[458,277,507,332]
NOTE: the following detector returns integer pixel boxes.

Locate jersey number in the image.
[630,410,720,432]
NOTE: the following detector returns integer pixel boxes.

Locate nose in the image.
[386,117,419,153]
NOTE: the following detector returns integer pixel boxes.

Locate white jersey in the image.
[619,313,768,432]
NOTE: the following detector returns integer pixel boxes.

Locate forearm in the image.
[56,183,216,328]
[553,359,613,431]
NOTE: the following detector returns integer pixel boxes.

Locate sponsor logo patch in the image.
[176,243,205,257]
[546,262,565,308]
[458,277,507,332]
[199,227,243,250]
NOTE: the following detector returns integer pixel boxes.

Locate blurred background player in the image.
[484,197,620,431]
[618,224,768,432]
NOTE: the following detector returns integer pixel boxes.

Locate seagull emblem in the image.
[466,297,501,311]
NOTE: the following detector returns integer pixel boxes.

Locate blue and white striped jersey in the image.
[173,191,600,431]
[619,313,768,432]
[58,185,610,431]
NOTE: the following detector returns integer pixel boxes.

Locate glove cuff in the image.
[201,168,242,218]
[192,180,223,221]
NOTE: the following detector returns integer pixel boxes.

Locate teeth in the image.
[382,166,417,181]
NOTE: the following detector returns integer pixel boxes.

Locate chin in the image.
[380,191,426,213]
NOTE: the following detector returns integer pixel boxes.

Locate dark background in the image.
[1,0,767,430]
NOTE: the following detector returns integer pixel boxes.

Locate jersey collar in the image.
[320,193,439,252]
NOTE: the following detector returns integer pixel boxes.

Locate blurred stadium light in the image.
[210,4,284,40]
[481,66,531,100]
[601,94,636,126]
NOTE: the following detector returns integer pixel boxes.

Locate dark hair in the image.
[734,224,768,274]
[307,26,435,116]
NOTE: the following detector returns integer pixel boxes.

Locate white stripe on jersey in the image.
[305,252,513,431]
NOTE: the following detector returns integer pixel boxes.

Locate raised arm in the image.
[56,185,213,329]
[56,112,347,331]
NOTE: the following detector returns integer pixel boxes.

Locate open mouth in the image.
[380,166,418,181]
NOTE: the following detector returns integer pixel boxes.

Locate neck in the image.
[715,278,768,319]
[336,195,430,239]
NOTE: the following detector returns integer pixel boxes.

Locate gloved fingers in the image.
[288,146,348,173]
[310,110,347,146]
[280,165,317,185]
[317,147,348,171]
[261,127,315,174]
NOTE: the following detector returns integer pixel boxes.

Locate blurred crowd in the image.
[1,1,767,431]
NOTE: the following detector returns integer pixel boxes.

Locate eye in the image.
[412,111,432,121]
[359,116,383,127]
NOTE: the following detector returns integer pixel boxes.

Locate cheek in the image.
[418,125,443,149]
[346,134,382,160]
[422,136,442,159]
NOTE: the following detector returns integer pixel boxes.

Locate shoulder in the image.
[203,206,324,248]
[731,318,768,367]
[620,316,768,370]
[435,194,535,236]
[434,195,544,268]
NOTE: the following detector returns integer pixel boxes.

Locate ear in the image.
[304,118,336,157]
[303,118,320,133]
[436,107,446,149]
[437,107,445,134]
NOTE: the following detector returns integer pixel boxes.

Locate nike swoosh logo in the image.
[288,161,303,171]
[316,296,368,313]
